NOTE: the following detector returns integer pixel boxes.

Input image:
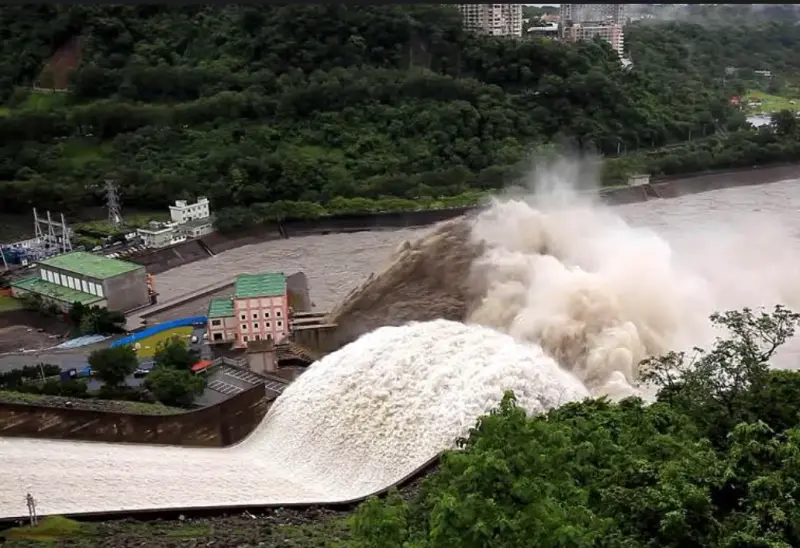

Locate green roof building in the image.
[207,272,289,348]
[11,251,150,313]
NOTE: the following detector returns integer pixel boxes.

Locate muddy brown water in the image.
[153,176,800,312]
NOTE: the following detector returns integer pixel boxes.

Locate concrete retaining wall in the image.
[127,240,211,275]
[126,163,800,275]
[0,384,272,447]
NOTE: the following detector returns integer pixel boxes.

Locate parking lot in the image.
[196,365,279,406]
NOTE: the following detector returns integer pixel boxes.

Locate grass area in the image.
[744,89,800,113]
[3,516,85,543]
[0,106,9,117]
[0,295,22,311]
[21,91,69,112]
[57,140,113,170]
[0,390,184,415]
[76,211,170,236]
[1,513,352,547]
[134,326,193,358]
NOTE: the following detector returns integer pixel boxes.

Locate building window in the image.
[267,334,272,340]
[277,321,283,328]
[276,309,282,317]
[211,319,221,326]
[243,335,249,342]
[213,333,223,341]
[266,322,271,328]
[264,311,270,318]
[253,323,259,329]
[252,313,258,319]
[241,324,248,331]
[240,313,246,320]
[255,335,261,341]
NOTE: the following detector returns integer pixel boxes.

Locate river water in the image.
[154,177,800,310]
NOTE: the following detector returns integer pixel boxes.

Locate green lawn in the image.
[21,91,69,112]
[0,295,22,311]
[744,90,800,113]
[76,211,170,236]
[2,516,84,543]
[134,326,193,358]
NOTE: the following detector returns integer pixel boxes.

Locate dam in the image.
[4,174,800,520]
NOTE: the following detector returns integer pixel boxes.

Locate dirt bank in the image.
[0,309,69,353]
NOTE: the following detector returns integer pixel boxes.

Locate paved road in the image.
[0,351,90,373]
[0,325,209,375]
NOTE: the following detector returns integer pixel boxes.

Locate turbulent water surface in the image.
[3,172,800,518]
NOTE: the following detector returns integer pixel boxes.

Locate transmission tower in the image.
[106,180,124,227]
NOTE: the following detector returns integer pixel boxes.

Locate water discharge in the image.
[0,321,588,518]
[3,160,800,518]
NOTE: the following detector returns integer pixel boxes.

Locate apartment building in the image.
[560,4,627,57]
[459,4,523,37]
[563,23,625,57]
[560,4,626,24]
[207,272,290,348]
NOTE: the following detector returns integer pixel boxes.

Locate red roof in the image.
[191,360,213,373]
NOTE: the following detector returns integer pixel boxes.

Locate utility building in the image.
[11,251,150,312]
[207,272,291,348]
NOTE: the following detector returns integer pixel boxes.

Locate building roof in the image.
[12,276,104,306]
[234,272,286,299]
[40,251,142,280]
[208,298,235,318]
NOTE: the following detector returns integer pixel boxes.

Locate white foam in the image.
[0,320,588,518]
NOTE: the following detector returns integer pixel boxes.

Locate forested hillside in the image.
[1,5,799,229]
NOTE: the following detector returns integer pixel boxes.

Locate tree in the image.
[771,109,798,137]
[350,306,800,547]
[640,305,800,445]
[70,303,126,335]
[153,335,199,371]
[144,366,204,407]
[87,345,138,387]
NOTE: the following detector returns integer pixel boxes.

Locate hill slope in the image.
[1,6,799,228]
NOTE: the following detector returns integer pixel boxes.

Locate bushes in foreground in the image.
[351,306,800,547]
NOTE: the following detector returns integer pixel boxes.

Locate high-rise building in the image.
[560,4,626,25]
[458,4,523,37]
[559,4,627,57]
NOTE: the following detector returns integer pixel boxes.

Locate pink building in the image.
[206,272,290,348]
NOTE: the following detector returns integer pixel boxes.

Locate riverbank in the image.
[124,162,800,276]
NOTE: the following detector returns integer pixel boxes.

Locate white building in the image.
[169,197,210,224]
[137,197,214,249]
[459,4,523,37]
[136,221,186,249]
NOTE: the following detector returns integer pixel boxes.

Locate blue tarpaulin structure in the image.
[110,316,207,348]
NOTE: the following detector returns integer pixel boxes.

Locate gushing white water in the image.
[466,166,800,398]
[0,320,588,518]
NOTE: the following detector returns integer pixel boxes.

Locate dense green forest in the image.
[351,306,800,547]
[1,5,800,228]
